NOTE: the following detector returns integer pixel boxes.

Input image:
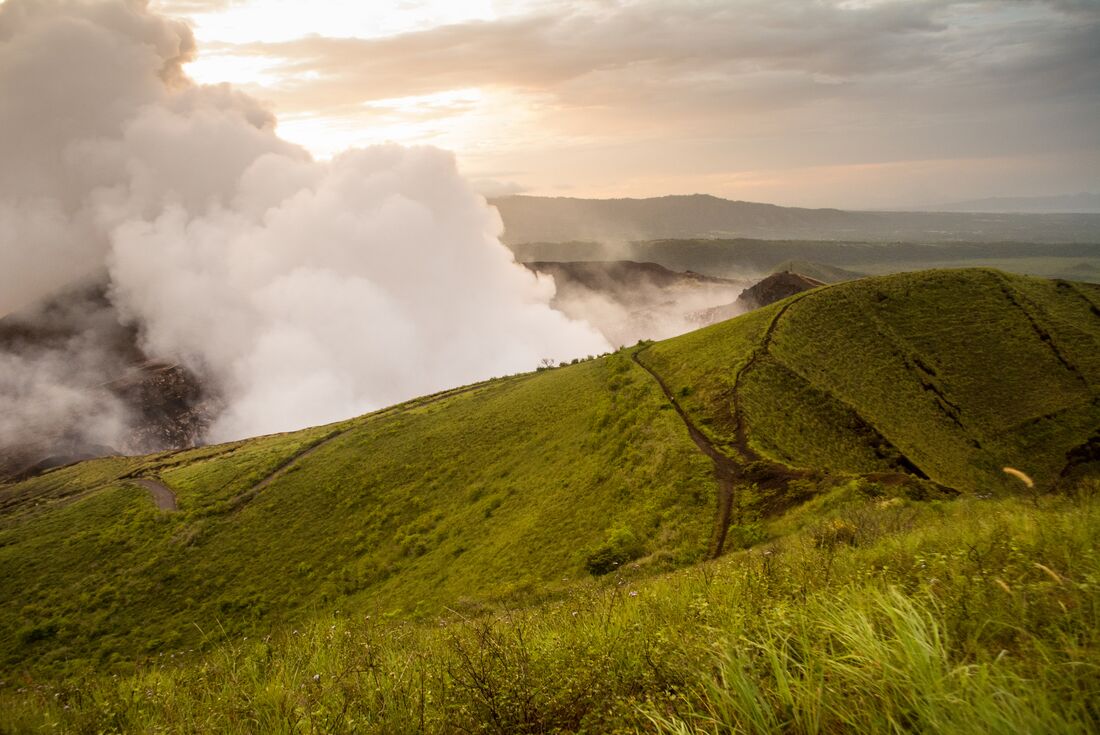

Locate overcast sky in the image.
[148,0,1099,208]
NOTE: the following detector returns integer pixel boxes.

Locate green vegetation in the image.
[645,269,1100,492]
[3,487,1098,733]
[0,356,714,677]
[1,268,1098,732]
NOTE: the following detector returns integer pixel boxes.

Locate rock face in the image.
[737,271,826,309]
[692,271,826,325]
[0,279,215,482]
[527,260,736,293]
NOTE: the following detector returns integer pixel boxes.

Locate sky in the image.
[146,0,1100,209]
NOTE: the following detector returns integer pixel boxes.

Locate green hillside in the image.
[7,491,1098,734]
[0,358,716,675]
[644,269,1100,493]
[1,268,1098,689]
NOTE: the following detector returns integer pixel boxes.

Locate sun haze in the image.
[148,0,1100,208]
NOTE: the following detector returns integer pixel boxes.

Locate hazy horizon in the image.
[489,190,1100,214]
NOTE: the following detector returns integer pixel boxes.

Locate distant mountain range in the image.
[490,194,1100,244]
[912,193,1100,214]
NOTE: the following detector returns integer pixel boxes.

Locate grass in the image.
[0,268,1098,731]
[646,269,1100,492]
[3,486,1097,733]
[0,354,715,677]
[855,256,1100,283]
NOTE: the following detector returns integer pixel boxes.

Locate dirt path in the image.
[632,351,739,558]
[228,430,348,511]
[134,478,177,511]
[632,290,828,557]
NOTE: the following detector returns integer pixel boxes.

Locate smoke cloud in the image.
[527,262,749,349]
[0,0,608,444]
[0,283,133,470]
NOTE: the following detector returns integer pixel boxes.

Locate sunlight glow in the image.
[184,51,290,88]
[273,88,547,161]
[153,0,498,43]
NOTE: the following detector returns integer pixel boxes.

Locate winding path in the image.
[632,288,828,557]
[632,350,740,558]
[134,478,177,511]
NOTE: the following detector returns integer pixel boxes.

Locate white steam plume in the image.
[0,0,609,442]
[0,288,133,463]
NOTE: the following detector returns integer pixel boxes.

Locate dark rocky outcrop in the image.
[0,279,215,482]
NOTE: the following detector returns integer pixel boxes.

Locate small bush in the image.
[585,527,644,575]
[813,518,858,548]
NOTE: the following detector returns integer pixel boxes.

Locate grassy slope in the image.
[644,269,1100,492]
[5,488,1099,734]
[1,268,1098,688]
[0,356,715,675]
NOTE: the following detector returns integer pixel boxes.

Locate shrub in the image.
[585,526,644,575]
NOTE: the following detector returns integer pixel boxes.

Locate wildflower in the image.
[629,590,639,597]
[312,674,321,683]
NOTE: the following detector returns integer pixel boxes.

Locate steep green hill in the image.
[644,269,1100,493]
[1,269,1098,679]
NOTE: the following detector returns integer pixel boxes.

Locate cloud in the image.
[193,0,1099,204]
[469,178,527,197]
[221,1,1097,110]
